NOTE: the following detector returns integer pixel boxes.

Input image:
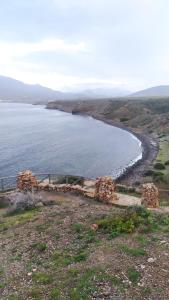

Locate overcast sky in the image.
[0,0,169,91]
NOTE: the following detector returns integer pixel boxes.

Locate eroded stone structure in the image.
[17,171,38,191]
[95,176,118,204]
[141,183,159,208]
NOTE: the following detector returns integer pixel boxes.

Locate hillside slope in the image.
[130,85,169,97]
[1,192,169,299]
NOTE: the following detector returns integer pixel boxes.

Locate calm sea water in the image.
[0,102,142,178]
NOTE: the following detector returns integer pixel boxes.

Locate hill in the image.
[130,85,169,97]
[0,75,130,104]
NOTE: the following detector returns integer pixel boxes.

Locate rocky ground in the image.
[0,192,169,300]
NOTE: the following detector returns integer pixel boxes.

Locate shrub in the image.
[165,160,169,165]
[143,170,154,177]
[97,206,152,238]
[6,192,42,214]
[120,117,129,122]
[154,163,165,170]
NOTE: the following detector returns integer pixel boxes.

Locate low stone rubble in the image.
[95,176,119,204]
[141,183,159,208]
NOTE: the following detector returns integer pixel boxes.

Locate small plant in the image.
[73,223,84,233]
[127,267,141,283]
[35,242,47,252]
[119,245,147,256]
[52,250,73,266]
[28,287,42,299]
[50,288,60,300]
[135,235,149,245]
[32,272,53,284]
[68,268,80,276]
[74,250,88,262]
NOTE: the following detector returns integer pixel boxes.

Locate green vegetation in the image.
[28,287,42,300]
[49,288,60,300]
[154,162,165,170]
[127,267,141,283]
[70,267,122,300]
[119,245,147,256]
[72,222,84,233]
[97,206,152,238]
[32,242,48,252]
[32,272,53,285]
[0,209,39,232]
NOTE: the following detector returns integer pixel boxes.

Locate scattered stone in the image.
[90,224,98,231]
[32,269,37,272]
[140,264,146,269]
[147,257,156,263]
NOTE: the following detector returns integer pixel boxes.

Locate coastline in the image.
[47,105,159,185]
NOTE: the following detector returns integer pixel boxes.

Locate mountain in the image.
[0,75,86,104]
[79,87,130,98]
[0,75,130,104]
[130,85,169,98]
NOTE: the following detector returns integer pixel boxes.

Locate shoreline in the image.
[47,105,158,185]
[73,112,159,185]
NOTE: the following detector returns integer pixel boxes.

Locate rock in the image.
[140,264,146,269]
[147,257,156,263]
[90,224,98,231]
[35,202,44,208]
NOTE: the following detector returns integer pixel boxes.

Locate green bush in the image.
[154,162,165,170]
[143,170,154,177]
[165,160,169,165]
[97,206,153,238]
[120,117,129,122]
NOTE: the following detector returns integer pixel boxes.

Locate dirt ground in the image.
[0,192,169,300]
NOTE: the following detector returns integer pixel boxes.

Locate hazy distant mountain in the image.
[80,87,130,98]
[0,75,130,104]
[130,85,169,97]
[0,75,74,104]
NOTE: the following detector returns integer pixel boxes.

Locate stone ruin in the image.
[17,170,38,191]
[95,176,118,204]
[16,171,120,205]
[141,183,159,208]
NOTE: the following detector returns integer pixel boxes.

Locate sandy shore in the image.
[46,104,159,185]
